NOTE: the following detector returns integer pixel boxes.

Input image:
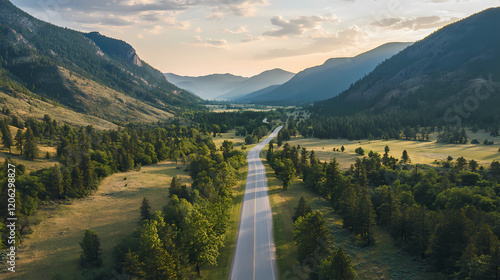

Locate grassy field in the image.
[262,150,433,280]
[8,161,191,280]
[285,130,500,170]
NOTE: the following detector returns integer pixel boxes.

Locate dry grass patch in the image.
[8,161,191,280]
[285,132,500,170]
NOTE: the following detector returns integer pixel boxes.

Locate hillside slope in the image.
[313,8,500,126]
[0,0,201,125]
[241,42,412,104]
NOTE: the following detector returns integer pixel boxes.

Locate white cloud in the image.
[259,25,367,59]
[207,0,269,19]
[263,14,339,38]
[223,26,249,34]
[370,16,459,30]
[194,35,227,47]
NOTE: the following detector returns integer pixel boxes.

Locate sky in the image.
[10,0,500,77]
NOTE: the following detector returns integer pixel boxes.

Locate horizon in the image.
[10,0,499,77]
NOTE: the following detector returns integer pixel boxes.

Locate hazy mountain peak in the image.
[240,42,412,104]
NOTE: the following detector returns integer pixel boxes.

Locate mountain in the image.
[0,0,202,126]
[165,68,294,100]
[165,73,247,100]
[240,42,412,104]
[215,68,295,100]
[313,7,500,126]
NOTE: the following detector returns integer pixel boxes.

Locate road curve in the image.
[230,126,282,280]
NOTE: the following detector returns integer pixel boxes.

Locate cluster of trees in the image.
[113,139,244,278]
[291,196,357,280]
[268,140,500,277]
[296,113,435,140]
[0,115,221,247]
[437,127,468,144]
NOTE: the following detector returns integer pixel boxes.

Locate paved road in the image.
[230,126,282,280]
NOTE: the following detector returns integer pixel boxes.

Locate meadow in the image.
[284,130,500,170]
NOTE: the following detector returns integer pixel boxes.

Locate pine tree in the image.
[22,127,39,160]
[80,154,95,190]
[1,119,14,153]
[50,165,64,199]
[341,145,345,153]
[123,249,146,279]
[14,129,24,155]
[140,197,151,222]
[279,158,296,190]
[292,196,312,222]
[401,150,410,164]
[293,211,331,262]
[318,247,357,280]
[80,229,102,268]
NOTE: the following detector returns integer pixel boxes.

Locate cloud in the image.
[194,35,227,47]
[258,25,366,59]
[223,26,249,34]
[263,14,339,38]
[370,16,459,31]
[207,0,269,19]
[241,34,262,43]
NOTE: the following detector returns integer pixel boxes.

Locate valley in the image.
[1,1,500,280]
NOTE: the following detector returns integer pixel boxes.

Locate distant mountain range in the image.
[165,68,295,100]
[238,42,412,104]
[313,7,500,126]
[0,0,201,126]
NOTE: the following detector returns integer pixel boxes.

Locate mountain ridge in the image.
[0,0,202,126]
[312,7,500,127]
[240,42,412,104]
[165,68,294,100]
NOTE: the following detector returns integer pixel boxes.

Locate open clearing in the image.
[285,131,500,170]
[8,161,191,280]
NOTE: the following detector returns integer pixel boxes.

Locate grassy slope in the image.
[8,161,192,280]
[262,148,433,280]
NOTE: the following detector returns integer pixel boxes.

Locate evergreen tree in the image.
[140,197,151,222]
[80,154,95,190]
[139,220,177,279]
[1,119,14,153]
[50,165,64,199]
[401,150,410,164]
[22,127,39,160]
[14,129,24,155]
[341,145,345,153]
[184,210,222,276]
[293,211,331,262]
[292,196,312,222]
[279,158,296,190]
[80,229,102,268]
[318,247,357,280]
[123,249,146,279]
[384,145,390,155]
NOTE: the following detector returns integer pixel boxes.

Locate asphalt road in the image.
[230,126,282,280]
